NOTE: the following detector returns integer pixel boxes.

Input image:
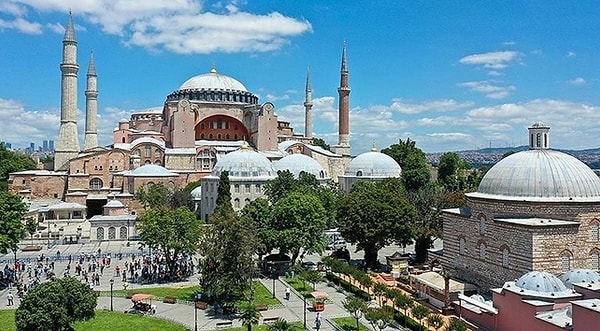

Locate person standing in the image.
[285,287,291,300]
[7,292,14,306]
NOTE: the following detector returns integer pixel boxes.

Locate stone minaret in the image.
[304,67,313,139]
[333,42,351,156]
[54,13,80,171]
[84,51,98,150]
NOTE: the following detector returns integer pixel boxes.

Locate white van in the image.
[327,240,347,250]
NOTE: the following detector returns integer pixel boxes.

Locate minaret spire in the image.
[84,51,98,150]
[304,67,313,139]
[333,41,351,156]
[54,12,80,171]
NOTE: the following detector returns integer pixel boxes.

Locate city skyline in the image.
[1,1,600,153]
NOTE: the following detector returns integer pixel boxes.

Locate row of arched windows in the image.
[96,226,128,240]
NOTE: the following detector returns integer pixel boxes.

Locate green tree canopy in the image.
[271,191,328,263]
[16,276,96,331]
[0,145,36,191]
[135,183,171,210]
[381,138,431,192]
[312,138,330,151]
[137,206,203,279]
[337,179,416,269]
[215,171,233,212]
[240,198,275,259]
[264,170,298,204]
[0,191,27,255]
[342,295,368,331]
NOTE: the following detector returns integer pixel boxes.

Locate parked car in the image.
[301,261,317,270]
[327,240,347,250]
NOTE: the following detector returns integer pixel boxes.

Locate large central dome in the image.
[179,67,248,92]
[471,123,600,201]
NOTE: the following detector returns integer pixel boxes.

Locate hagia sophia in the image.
[8,14,401,241]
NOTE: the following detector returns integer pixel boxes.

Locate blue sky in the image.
[1,1,600,154]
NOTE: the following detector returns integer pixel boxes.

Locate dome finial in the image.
[210,63,217,74]
[371,139,377,152]
[241,141,249,150]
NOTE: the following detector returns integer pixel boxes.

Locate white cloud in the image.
[502,41,516,46]
[0,98,59,147]
[1,1,312,54]
[566,51,576,58]
[389,99,473,114]
[458,80,516,99]
[459,51,521,72]
[567,77,586,85]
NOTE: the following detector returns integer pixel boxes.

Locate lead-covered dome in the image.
[515,271,567,293]
[274,153,328,179]
[179,68,247,92]
[560,269,600,288]
[345,148,401,178]
[212,144,275,178]
[471,123,600,201]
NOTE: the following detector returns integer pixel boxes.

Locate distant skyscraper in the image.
[49,140,54,151]
[43,140,49,151]
[30,142,35,151]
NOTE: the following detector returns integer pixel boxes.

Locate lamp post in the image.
[272,271,276,299]
[353,309,363,331]
[109,278,114,311]
[194,304,198,331]
[303,295,307,329]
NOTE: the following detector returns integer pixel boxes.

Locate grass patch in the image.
[0,309,188,331]
[332,317,370,331]
[284,277,314,298]
[221,321,304,331]
[108,285,201,301]
[250,280,281,306]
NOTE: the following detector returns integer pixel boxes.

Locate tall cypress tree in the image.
[214,170,233,214]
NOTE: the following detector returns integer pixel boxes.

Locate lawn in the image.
[105,281,280,306]
[284,276,314,298]
[0,309,188,331]
[332,317,370,331]
[221,321,304,331]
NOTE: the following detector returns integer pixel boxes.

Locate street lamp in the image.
[109,279,114,311]
[353,309,363,331]
[303,295,307,329]
[194,304,198,331]
[272,271,276,299]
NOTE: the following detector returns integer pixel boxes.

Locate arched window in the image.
[479,242,486,259]
[478,214,486,235]
[356,170,363,177]
[459,237,466,255]
[154,149,161,158]
[121,137,125,143]
[501,246,510,268]
[89,178,103,190]
[234,198,240,209]
[591,250,600,270]
[590,220,600,241]
[96,227,104,241]
[108,227,116,240]
[119,227,128,239]
[561,251,572,272]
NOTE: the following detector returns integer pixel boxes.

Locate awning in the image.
[131,294,155,302]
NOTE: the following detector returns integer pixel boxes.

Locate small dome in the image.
[128,164,178,177]
[179,68,247,92]
[560,269,600,288]
[469,294,486,303]
[104,200,124,208]
[212,145,275,178]
[274,154,328,179]
[475,149,600,200]
[345,150,401,178]
[515,271,567,293]
[190,186,202,199]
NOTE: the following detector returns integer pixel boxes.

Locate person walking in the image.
[285,287,291,300]
[315,313,322,331]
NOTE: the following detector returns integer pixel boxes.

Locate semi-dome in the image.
[515,271,567,293]
[344,148,401,178]
[274,153,328,179]
[560,269,600,288]
[179,67,247,92]
[212,144,275,178]
[190,186,202,199]
[472,123,600,201]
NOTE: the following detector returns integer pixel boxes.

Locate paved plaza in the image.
[0,240,423,330]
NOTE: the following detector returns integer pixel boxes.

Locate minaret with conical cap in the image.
[304,67,313,139]
[54,12,80,171]
[333,41,351,156]
[84,51,98,150]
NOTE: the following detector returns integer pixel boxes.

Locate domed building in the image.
[200,143,277,218]
[339,145,402,191]
[442,123,600,290]
[273,152,329,183]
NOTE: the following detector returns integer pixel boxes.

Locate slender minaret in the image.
[333,41,351,156]
[54,12,80,171]
[304,67,313,139]
[84,51,98,150]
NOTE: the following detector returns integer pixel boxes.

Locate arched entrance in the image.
[195,115,248,141]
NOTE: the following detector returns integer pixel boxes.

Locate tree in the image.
[337,179,416,269]
[15,276,96,331]
[372,282,388,307]
[199,203,255,302]
[427,314,445,331]
[394,292,414,327]
[240,198,275,259]
[215,171,232,211]
[271,191,328,264]
[407,183,446,264]
[437,152,460,190]
[268,318,292,331]
[0,145,36,191]
[364,307,392,331]
[299,269,322,291]
[445,318,468,331]
[312,137,330,151]
[135,183,170,210]
[381,138,431,192]
[137,206,203,279]
[342,295,367,331]
[264,170,298,204]
[239,302,261,331]
[25,217,37,245]
[0,192,27,261]
[412,304,430,331]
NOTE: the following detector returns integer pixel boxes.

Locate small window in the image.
[502,247,510,267]
[255,184,261,193]
[478,215,486,235]
[459,237,466,255]
[356,170,363,177]
[591,221,600,241]
[479,242,486,259]
[245,184,251,193]
[561,252,572,272]
[591,250,599,270]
